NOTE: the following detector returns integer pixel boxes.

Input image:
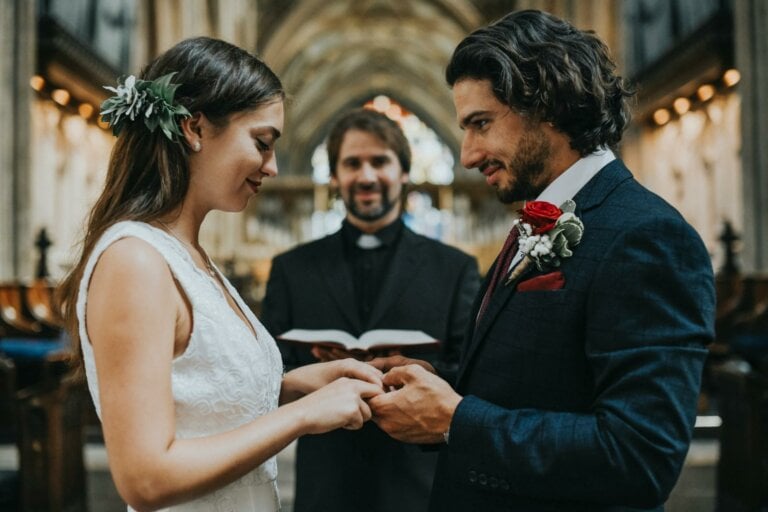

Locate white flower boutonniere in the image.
[505,199,584,284]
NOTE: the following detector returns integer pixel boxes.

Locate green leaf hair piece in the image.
[100,72,191,143]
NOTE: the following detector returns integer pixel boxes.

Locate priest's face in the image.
[331,129,409,230]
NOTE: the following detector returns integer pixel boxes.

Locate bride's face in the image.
[186,100,285,213]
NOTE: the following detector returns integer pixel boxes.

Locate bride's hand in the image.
[292,377,384,434]
[280,358,384,404]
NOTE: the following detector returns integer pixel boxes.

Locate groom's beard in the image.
[496,124,552,204]
[345,182,401,222]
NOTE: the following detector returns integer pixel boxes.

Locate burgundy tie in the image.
[476,227,519,324]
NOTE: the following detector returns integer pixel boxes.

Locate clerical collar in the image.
[341,218,404,250]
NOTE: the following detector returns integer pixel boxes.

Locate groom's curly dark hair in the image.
[446,9,635,157]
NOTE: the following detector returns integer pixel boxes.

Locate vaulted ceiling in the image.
[254,0,515,176]
[254,0,620,177]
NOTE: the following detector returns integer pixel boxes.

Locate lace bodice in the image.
[77,221,283,511]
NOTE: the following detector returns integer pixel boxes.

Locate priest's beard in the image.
[345,182,402,222]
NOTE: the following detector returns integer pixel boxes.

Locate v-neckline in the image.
[154,226,258,341]
[208,268,259,341]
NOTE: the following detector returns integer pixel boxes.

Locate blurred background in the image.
[0,0,766,510]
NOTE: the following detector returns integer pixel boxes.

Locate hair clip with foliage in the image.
[100,72,191,142]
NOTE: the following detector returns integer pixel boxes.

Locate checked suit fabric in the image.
[476,226,519,323]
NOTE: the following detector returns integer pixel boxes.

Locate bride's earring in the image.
[193,141,202,152]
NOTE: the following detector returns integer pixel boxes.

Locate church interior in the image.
[1,0,767,510]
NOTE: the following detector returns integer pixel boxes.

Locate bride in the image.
[58,36,383,512]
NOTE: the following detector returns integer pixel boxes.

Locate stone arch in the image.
[261,0,482,176]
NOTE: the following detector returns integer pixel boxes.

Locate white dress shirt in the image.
[508,148,616,271]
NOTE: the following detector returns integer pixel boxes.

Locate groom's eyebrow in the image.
[459,111,488,130]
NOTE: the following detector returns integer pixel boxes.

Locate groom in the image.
[369,9,715,512]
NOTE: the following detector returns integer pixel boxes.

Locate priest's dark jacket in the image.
[261,220,479,512]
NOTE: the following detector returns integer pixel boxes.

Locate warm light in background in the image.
[673,97,691,115]
[385,103,402,121]
[78,103,94,119]
[51,88,70,106]
[723,68,741,87]
[371,95,391,112]
[30,75,45,91]
[697,84,716,102]
[653,108,671,126]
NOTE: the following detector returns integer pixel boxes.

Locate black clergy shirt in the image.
[340,218,404,326]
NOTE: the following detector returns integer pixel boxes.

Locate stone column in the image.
[0,0,35,280]
[734,0,768,272]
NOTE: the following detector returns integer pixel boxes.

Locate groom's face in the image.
[453,78,555,203]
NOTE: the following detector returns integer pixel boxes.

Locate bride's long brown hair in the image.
[57,37,284,367]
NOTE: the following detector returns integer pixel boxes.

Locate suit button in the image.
[489,476,499,489]
[500,479,510,491]
[468,470,477,483]
[479,473,488,486]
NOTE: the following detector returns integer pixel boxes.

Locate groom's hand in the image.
[368,364,461,444]
[368,355,436,374]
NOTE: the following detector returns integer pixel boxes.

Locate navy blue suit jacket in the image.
[429,160,715,511]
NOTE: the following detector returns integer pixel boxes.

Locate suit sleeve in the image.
[445,217,715,508]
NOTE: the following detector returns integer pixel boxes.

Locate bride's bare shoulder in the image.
[90,236,175,297]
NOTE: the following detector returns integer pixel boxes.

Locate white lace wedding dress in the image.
[77,221,284,511]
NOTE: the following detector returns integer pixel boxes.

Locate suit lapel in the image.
[366,228,425,329]
[455,257,533,386]
[318,233,363,332]
[455,160,633,388]
[572,159,632,214]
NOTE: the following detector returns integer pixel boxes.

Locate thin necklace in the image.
[157,221,217,278]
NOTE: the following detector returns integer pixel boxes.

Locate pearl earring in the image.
[193,141,201,152]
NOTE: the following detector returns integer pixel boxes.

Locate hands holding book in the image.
[310,345,400,362]
[278,329,439,363]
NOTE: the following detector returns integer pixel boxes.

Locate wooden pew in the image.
[0,355,18,509]
[23,279,63,330]
[714,362,768,511]
[0,283,43,337]
[15,371,87,512]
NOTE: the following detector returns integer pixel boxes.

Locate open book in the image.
[277,328,439,352]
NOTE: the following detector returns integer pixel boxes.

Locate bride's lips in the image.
[245,178,261,193]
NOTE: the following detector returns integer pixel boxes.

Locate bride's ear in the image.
[181,113,205,152]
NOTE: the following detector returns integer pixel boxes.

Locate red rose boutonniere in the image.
[505,199,585,284]
[520,200,562,234]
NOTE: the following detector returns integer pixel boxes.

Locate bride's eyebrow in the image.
[251,127,282,140]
